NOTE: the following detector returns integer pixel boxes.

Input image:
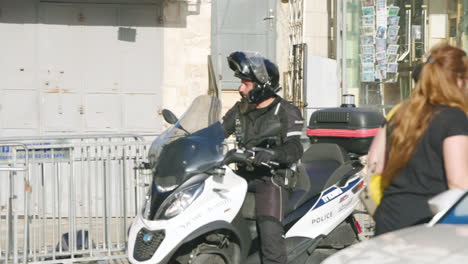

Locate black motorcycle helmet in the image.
[227,51,281,103]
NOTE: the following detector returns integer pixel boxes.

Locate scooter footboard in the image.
[245,236,322,264]
[317,217,359,248]
[286,237,322,264]
[284,219,359,264]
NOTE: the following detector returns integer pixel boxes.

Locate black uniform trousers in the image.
[254,177,288,264]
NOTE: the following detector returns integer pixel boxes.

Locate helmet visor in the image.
[247,55,269,84]
[228,52,269,84]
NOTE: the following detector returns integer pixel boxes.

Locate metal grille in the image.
[284,0,306,111]
[287,0,304,57]
[133,228,165,261]
[315,112,350,123]
[0,134,155,264]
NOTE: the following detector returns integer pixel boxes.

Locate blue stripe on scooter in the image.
[312,177,361,210]
[283,196,321,227]
[282,176,362,227]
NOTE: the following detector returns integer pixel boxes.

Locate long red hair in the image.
[382,44,468,184]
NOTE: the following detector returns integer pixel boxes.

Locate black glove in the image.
[253,151,275,166]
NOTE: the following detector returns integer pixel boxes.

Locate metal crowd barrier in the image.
[0,132,374,264]
[0,134,157,264]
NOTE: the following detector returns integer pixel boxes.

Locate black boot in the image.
[257,216,287,264]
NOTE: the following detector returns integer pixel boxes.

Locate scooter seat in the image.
[285,143,352,215]
[301,160,342,197]
[285,160,340,215]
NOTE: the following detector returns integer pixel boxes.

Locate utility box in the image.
[307,107,385,155]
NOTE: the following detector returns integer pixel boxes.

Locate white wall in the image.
[303,0,330,57]
[161,1,211,120]
[0,0,212,136]
[305,55,339,121]
[302,0,341,110]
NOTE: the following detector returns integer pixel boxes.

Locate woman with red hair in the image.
[373,44,468,235]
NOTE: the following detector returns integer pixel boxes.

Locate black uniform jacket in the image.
[222,96,304,164]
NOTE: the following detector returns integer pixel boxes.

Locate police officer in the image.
[222,51,303,264]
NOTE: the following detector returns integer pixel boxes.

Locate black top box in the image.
[307,107,385,155]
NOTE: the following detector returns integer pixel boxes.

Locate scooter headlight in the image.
[156,182,204,220]
[142,191,152,219]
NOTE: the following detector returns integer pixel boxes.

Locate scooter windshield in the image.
[148,95,225,191]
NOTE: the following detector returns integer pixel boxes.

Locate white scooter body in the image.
[127,95,365,264]
[128,166,364,264]
[128,167,247,264]
[286,175,363,238]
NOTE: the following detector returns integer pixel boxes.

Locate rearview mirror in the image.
[162,109,178,125]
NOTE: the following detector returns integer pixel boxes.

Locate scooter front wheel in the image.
[190,253,227,264]
[187,240,239,264]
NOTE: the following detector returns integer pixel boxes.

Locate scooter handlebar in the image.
[223,148,279,168]
[251,147,276,155]
[251,147,280,168]
[223,149,253,166]
[265,161,280,167]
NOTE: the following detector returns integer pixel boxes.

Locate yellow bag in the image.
[369,174,385,205]
[368,105,400,205]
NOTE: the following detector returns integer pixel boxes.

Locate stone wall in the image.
[161,0,212,119]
